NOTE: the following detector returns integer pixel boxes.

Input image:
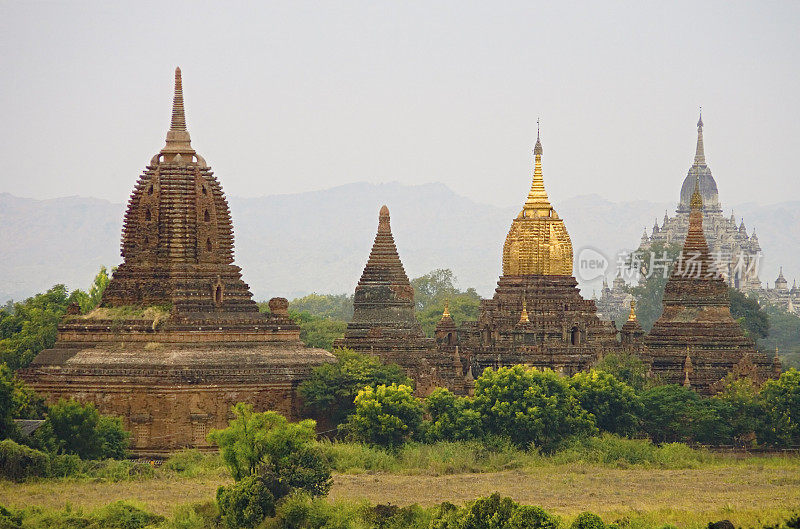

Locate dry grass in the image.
[1,460,798,527]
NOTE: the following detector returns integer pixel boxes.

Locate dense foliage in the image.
[411,269,482,336]
[568,370,642,436]
[424,387,483,442]
[473,366,597,452]
[345,384,425,448]
[625,242,682,331]
[729,288,770,339]
[0,268,111,370]
[299,348,412,427]
[32,399,129,459]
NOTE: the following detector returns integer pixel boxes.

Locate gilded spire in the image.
[524,121,551,214]
[519,299,530,324]
[627,299,637,322]
[161,67,195,161]
[690,174,703,210]
[694,108,706,165]
[442,299,451,319]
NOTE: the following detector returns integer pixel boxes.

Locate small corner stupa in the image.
[457,125,619,376]
[335,205,466,395]
[21,68,334,455]
[643,174,776,393]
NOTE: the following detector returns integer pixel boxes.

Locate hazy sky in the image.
[1,1,798,208]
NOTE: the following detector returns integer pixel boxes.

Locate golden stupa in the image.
[502,127,573,276]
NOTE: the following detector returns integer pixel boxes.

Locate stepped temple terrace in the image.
[20,68,334,455]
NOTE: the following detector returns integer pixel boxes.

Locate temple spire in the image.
[161,67,194,161]
[694,108,706,165]
[524,119,552,214]
[627,300,637,322]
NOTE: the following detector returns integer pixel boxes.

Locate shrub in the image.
[759,369,800,447]
[300,348,412,427]
[34,399,129,459]
[424,388,483,442]
[569,370,642,436]
[639,385,721,444]
[432,493,560,529]
[570,512,605,529]
[217,474,276,528]
[473,366,597,451]
[344,384,424,448]
[0,439,48,481]
[270,493,367,529]
[207,403,317,481]
[12,501,163,529]
[259,445,332,499]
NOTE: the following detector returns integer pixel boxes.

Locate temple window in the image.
[145,208,152,221]
[214,285,223,304]
[204,209,210,222]
[206,238,213,252]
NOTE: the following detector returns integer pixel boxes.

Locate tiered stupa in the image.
[637,113,762,292]
[335,206,465,395]
[22,68,334,454]
[643,175,776,393]
[457,129,619,376]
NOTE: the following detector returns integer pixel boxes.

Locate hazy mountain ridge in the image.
[1,186,798,303]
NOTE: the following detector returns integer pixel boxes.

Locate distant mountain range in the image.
[1,184,798,303]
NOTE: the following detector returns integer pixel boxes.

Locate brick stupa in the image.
[335,206,465,395]
[22,68,334,454]
[643,175,778,393]
[457,130,619,376]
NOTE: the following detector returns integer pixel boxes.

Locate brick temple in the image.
[21,68,334,454]
[334,206,465,395]
[643,175,779,393]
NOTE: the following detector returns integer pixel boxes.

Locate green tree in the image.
[432,493,560,529]
[729,288,770,340]
[74,266,113,314]
[34,399,129,459]
[760,304,800,370]
[424,388,483,442]
[0,366,17,440]
[411,269,482,336]
[0,268,112,370]
[473,366,597,451]
[288,293,354,321]
[569,370,642,436]
[626,242,682,331]
[592,351,649,391]
[710,377,762,446]
[208,403,317,481]
[299,348,412,427]
[570,512,606,529]
[759,369,800,447]
[344,384,424,448]
[639,385,721,444]
[288,310,346,351]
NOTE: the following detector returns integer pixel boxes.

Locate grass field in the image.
[1,456,798,528]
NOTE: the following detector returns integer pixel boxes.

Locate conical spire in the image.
[161,67,195,161]
[361,205,411,285]
[694,109,706,165]
[524,120,552,214]
[442,300,451,319]
[675,175,716,280]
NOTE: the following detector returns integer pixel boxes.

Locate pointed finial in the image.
[519,299,530,324]
[161,67,195,161]
[442,299,451,319]
[378,205,391,234]
[627,300,637,322]
[171,67,187,132]
[523,121,548,213]
[694,109,706,165]
[690,173,703,210]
